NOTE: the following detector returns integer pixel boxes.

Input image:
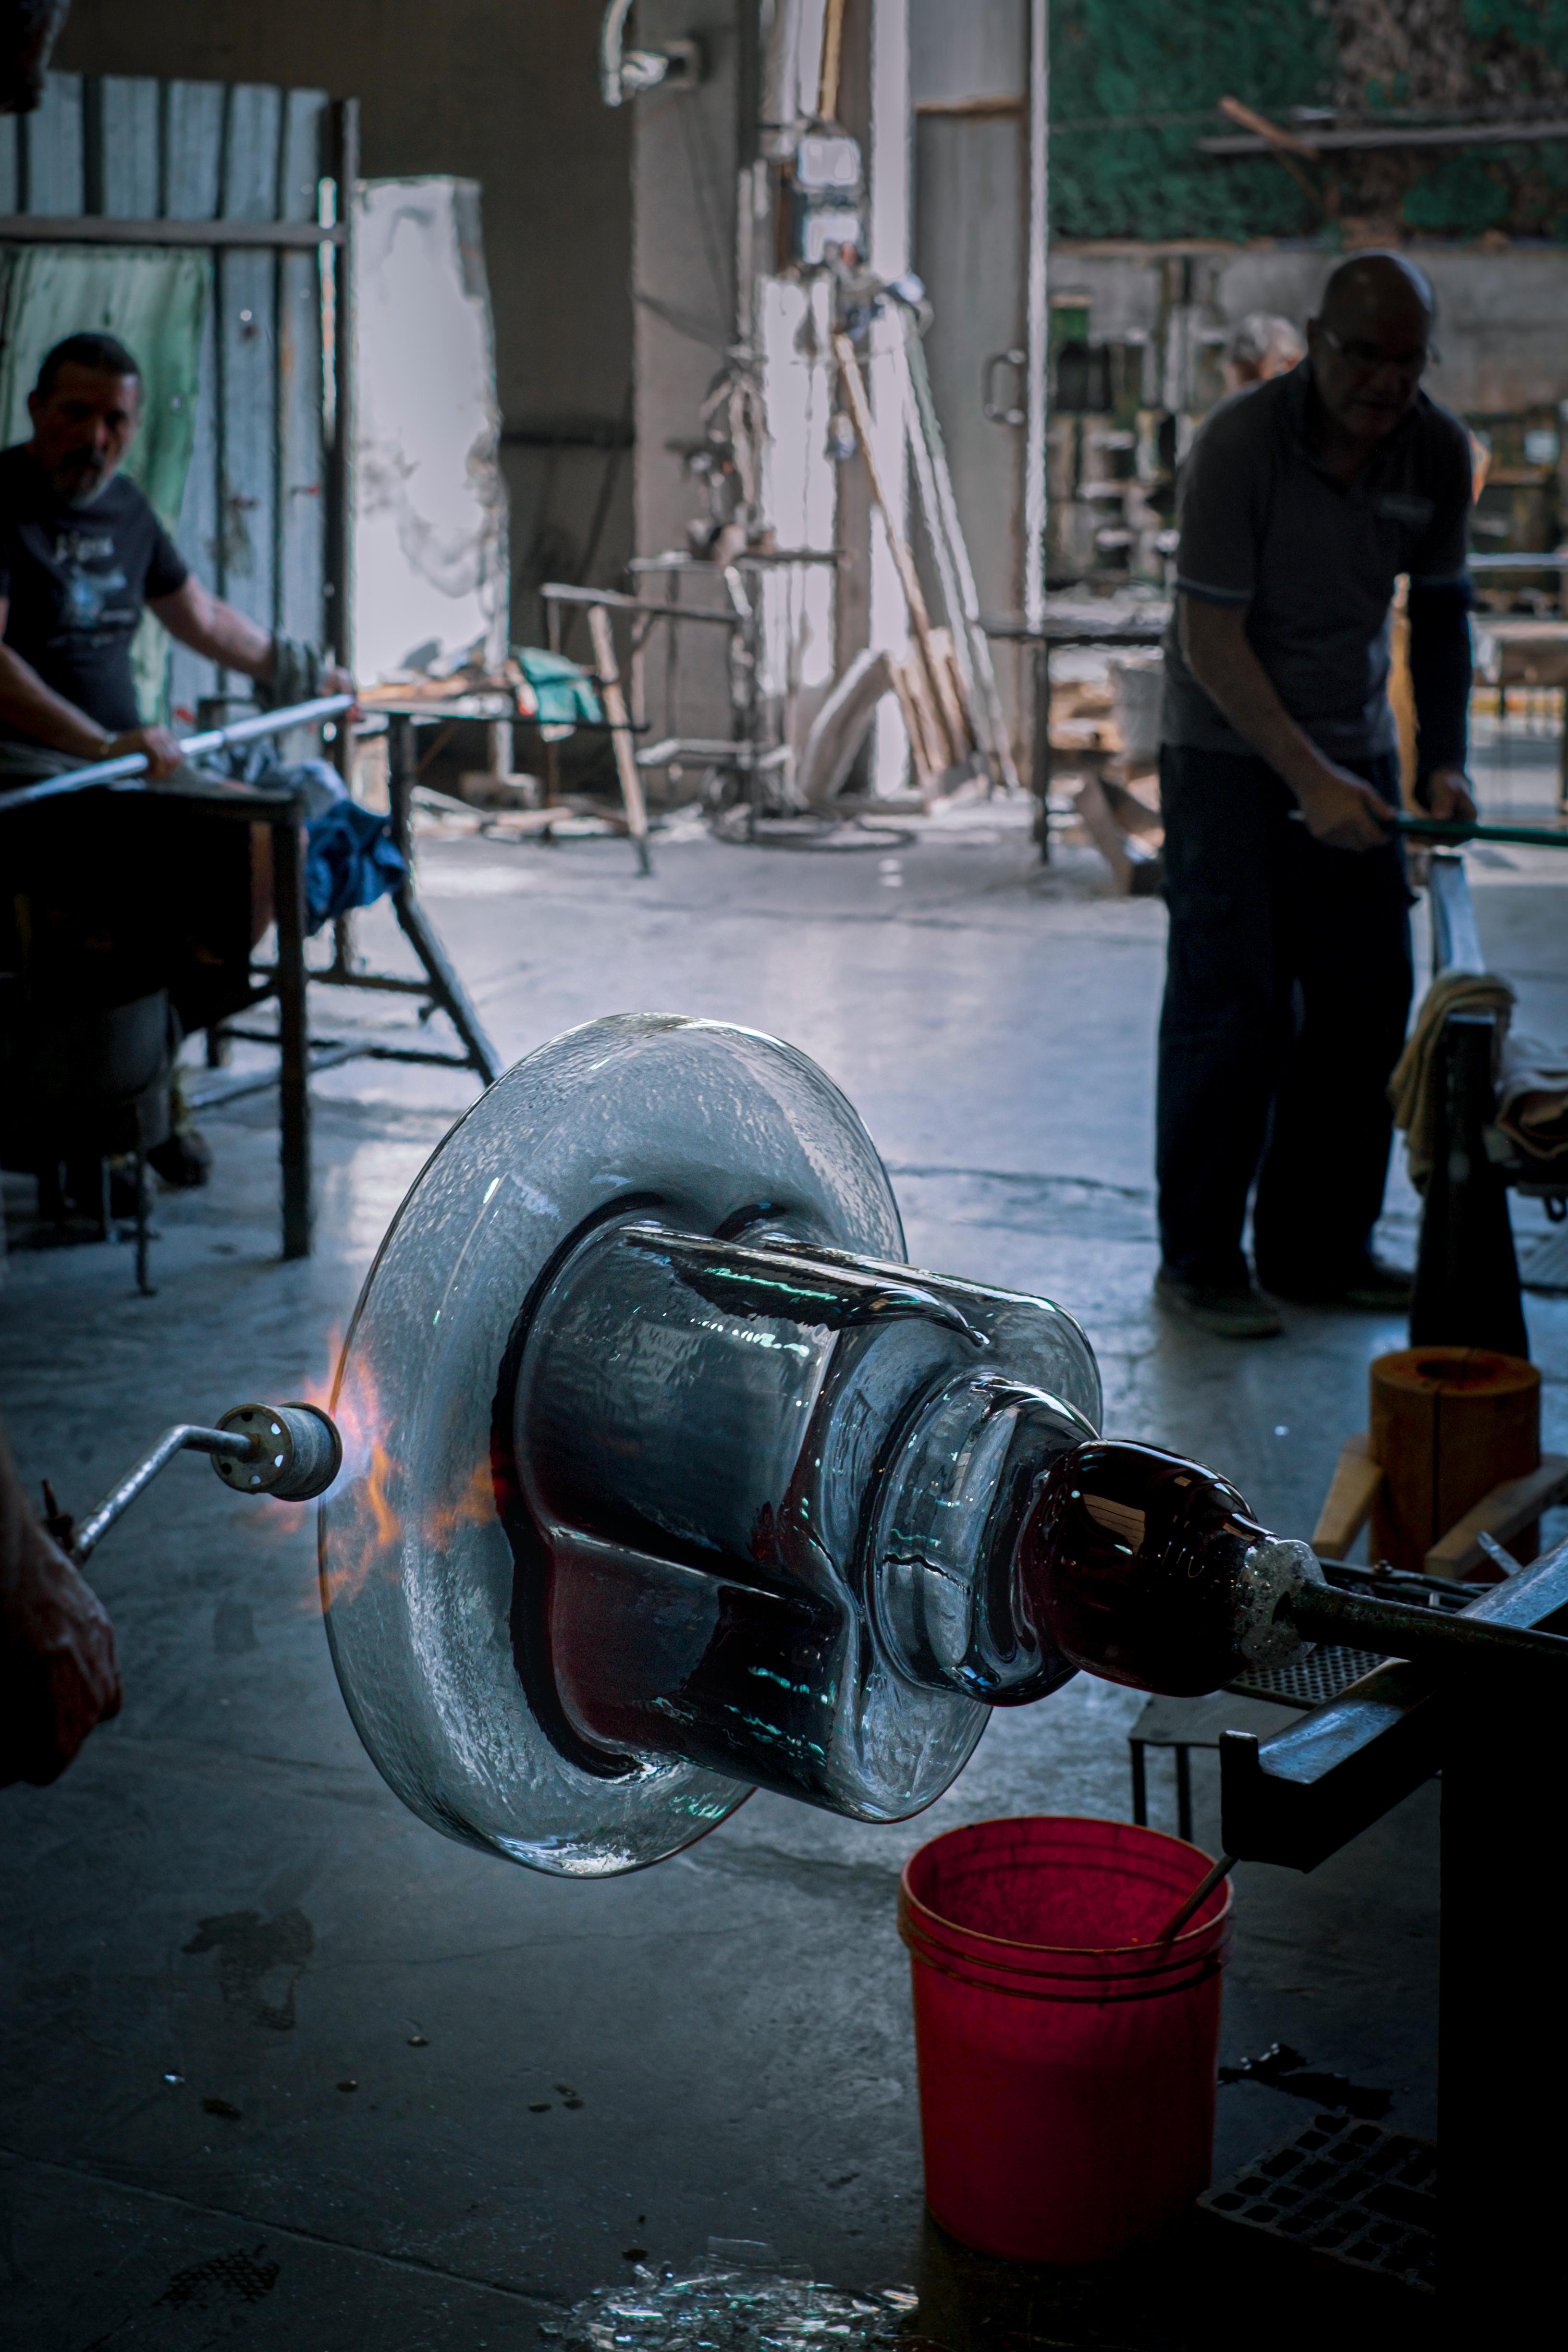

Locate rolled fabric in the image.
[1496,1028,1568,1164]
[1389,967,1516,1188]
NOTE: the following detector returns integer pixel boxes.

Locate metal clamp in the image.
[599,1,703,106]
[982,348,1028,427]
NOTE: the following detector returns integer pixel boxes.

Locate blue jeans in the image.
[1155,743,1413,1293]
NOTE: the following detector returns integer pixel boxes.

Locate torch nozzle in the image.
[209,1403,343,1500]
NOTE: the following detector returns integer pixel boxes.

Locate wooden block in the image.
[1101,775,1165,840]
[1424,1454,1568,1579]
[1075,772,1160,893]
[1370,1346,1540,1575]
[1311,1433,1384,1557]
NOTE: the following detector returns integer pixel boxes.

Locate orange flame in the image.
[314,1328,500,1616]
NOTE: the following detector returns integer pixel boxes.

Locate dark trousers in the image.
[1155,743,1413,1292]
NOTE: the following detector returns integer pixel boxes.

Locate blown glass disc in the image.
[319,1014,906,1876]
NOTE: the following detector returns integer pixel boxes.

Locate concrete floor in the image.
[2,799,1564,2350]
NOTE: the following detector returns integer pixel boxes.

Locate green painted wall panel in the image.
[1046,0,1568,244]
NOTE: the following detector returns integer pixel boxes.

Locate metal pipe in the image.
[760,0,806,140]
[1023,0,1050,633]
[72,1426,261,1563]
[1154,1852,1234,1945]
[1285,1580,1568,1675]
[0,696,355,811]
[68,1402,342,1564]
[1394,813,1568,851]
[1287,809,1568,853]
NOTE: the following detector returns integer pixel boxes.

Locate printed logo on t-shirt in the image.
[53,525,133,630]
[1373,492,1434,527]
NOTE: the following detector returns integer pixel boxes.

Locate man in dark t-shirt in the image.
[0,429,191,745]
[1153,253,1477,1337]
[0,330,348,775]
[1,332,352,1189]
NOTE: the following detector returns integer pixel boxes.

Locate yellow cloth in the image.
[1388,968,1516,1187]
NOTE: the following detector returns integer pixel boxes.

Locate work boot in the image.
[1154,1265,1283,1340]
[148,1127,213,1189]
[1262,1254,1412,1311]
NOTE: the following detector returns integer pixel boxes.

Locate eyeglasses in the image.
[1319,325,1439,379]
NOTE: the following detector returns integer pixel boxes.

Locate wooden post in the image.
[833,333,964,775]
[587,602,652,876]
[818,0,847,121]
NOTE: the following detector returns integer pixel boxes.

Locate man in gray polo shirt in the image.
[1155,252,1475,1338]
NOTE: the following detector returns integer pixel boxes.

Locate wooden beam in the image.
[0,213,343,246]
[587,603,652,877]
[1202,116,1568,158]
[1312,1434,1384,1559]
[1424,1455,1568,1580]
[1217,95,1321,158]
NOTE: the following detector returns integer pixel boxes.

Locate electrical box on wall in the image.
[790,128,863,269]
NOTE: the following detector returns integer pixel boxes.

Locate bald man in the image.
[1154,253,1475,1337]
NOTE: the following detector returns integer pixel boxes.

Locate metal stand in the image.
[1218,1534,1568,2337]
[1409,1012,1529,1355]
[983,611,1166,865]
[382,718,503,1079]
[1409,852,1568,1355]
[1440,1685,1561,2340]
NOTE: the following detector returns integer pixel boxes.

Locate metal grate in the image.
[1225,1643,1386,1708]
[1200,2115,1436,2295]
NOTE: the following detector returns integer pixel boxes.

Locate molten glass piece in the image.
[320,1015,1544,1882]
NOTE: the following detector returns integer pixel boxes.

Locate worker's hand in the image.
[1420,768,1478,824]
[1293,762,1395,852]
[321,662,355,701]
[0,1521,122,1787]
[104,723,182,781]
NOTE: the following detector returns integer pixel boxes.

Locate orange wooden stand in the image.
[1312,1347,1568,1578]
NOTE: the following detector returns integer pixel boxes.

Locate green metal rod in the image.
[1392,813,1568,852]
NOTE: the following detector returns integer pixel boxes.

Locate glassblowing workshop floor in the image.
[3,801,1564,2351]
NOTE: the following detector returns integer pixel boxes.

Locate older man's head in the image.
[1308,252,1437,446]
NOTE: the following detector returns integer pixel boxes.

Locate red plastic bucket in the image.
[899,1815,1233,2265]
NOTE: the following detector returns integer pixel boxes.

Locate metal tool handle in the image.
[1286,1580,1568,1675]
[1287,808,1568,853]
[1393,812,1568,852]
[0,696,355,811]
[65,1403,342,1563]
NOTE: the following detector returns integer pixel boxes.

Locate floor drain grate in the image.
[1199,2114,1436,2295]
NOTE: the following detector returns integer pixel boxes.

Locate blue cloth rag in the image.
[212,742,406,934]
[303,798,407,933]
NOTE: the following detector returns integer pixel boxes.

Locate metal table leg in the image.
[1175,1742,1194,1844]
[271,801,312,1259]
[388,719,504,1086]
[1130,1738,1148,1826]
[1031,639,1052,863]
[1442,1686,1561,2334]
